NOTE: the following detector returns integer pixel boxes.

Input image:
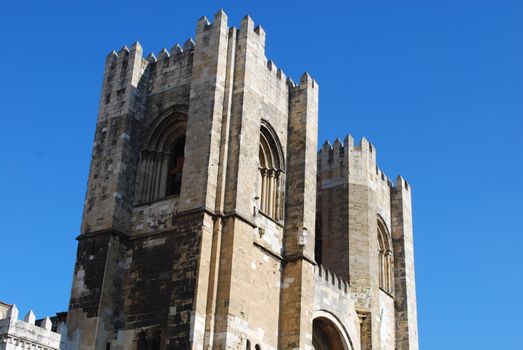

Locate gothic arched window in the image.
[136,112,186,203]
[378,216,393,294]
[258,122,285,221]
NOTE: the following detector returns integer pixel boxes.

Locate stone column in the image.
[279,72,318,349]
[179,10,230,213]
[391,176,419,350]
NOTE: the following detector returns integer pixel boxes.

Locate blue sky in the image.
[1,1,522,349]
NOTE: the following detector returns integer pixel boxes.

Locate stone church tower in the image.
[67,10,418,350]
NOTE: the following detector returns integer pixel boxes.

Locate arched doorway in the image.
[312,315,351,350]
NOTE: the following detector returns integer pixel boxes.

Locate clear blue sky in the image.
[1,1,522,349]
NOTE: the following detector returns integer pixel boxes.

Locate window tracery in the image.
[378,216,393,294]
[136,112,186,204]
[257,122,285,221]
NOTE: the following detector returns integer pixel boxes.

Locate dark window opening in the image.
[152,331,161,350]
[90,239,96,255]
[315,218,323,265]
[136,112,187,204]
[137,332,147,350]
[167,135,185,196]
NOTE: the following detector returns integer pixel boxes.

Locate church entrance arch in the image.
[312,312,353,350]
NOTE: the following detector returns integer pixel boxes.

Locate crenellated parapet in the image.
[0,305,77,350]
[145,38,195,95]
[312,265,360,349]
[98,36,195,122]
[97,42,149,122]
[314,264,349,294]
[317,134,411,195]
[316,134,417,349]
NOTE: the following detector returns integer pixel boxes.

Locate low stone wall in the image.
[0,305,76,350]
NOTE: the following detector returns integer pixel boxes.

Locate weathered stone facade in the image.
[67,11,418,350]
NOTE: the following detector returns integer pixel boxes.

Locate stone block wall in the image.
[312,265,361,350]
[0,305,75,350]
[317,136,418,350]
[66,9,417,350]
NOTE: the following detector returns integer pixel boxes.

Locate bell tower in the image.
[67,10,319,350]
[66,9,418,350]
[316,137,418,350]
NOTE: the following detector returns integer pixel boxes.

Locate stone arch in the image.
[377,215,393,294]
[136,108,187,203]
[312,311,354,350]
[257,120,285,220]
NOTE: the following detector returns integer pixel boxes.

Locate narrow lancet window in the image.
[378,217,394,294]
[258,123,285,221]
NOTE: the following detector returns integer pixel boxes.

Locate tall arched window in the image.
[377,216,393,294]
[136,112,186,203]
[258,122,285,221]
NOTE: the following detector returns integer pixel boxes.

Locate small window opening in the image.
[152,331,161,350]
[167,135,185,196]
[90,239,96,255]
[314,215,323,265]
[378,217,394,294]
[137,332,147,350]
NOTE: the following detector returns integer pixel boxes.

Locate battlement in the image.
[317,135,410,192]
[0,305,76,349]
[314,264,349,294]
[148,38,195,65]
[103,37,194,79]
[266,60,288,84]
[318,135,374,165]
[99,9,316,110]
[393,175,410,192]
